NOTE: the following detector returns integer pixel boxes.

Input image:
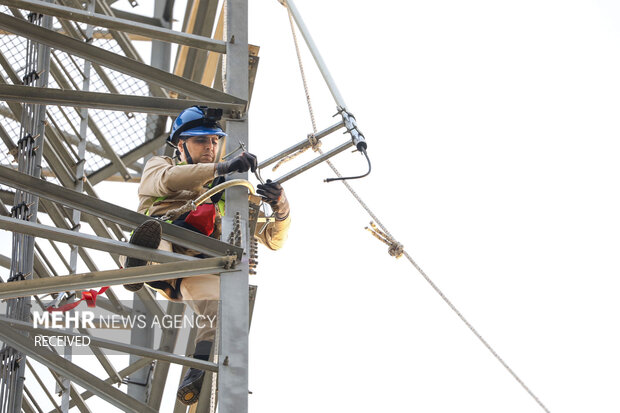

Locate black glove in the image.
[256,180,290,220]
[216,152,257,175]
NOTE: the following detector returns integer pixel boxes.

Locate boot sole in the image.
[124,220,162,292]
[177,372,205,405]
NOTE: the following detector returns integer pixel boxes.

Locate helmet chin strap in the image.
[182,140,194,165]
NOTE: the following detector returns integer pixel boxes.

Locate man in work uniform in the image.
[124,106,291,405]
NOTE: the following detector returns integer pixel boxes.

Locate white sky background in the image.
[2,0,620,412]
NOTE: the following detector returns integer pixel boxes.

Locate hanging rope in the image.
[271,7,323,173]
[283,4,551,412]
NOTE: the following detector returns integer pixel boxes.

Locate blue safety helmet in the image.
[167,106,227,146]
[167,106,227,164]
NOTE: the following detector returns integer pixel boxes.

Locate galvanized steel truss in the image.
[0,0,362,411]
[0,0,251,412]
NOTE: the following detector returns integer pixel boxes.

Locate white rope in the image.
[284,4,551,412]
[271,8,323,173]
[286,6,317,134]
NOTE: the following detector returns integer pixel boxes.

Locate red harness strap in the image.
[46,286,109,312]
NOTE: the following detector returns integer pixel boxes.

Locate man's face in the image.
[178,135,219,164]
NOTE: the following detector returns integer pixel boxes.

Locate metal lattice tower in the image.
[0,0,366,411]
[0,0,252,411]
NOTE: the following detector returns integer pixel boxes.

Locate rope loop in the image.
[365,221,404,259]
[307,133,321,151]
[271,133,322,172]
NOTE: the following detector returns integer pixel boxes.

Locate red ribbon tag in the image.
[46,286,109,312]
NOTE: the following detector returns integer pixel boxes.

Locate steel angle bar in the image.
[0,0,228,52]
[0,166,244,257]
[26,361,62,413]
[88,133,166,185]
[0,323,158,413]
[0,84,244,115]
[174,0,218,81]
[0,215,196,263]
[39,182,161,319]
[0,253,10,269]
[21,391,36,413]
[51,372,92,413]
[23,386,45,413]
[0,256,236,299]
[258,120,345,170]
[0,12,246,105]
[76,326,123,384]
[219,0,250,411]
[111,8,163,27]
[147,301,185,409]
[84,115,133,181]
[69,357,153,410]
[0,317,220,372]
[274,140,354,184]
[135,287,166,320]
[90,296,134,317]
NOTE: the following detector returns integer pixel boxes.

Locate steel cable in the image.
[284,3,551,412]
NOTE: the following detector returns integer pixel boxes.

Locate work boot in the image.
[177,341,213,405]
[123,219,162,292]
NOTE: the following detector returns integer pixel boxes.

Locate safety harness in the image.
[141,177,226,300]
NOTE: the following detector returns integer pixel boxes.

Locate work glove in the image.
[216,152,257,175]
[257,180,290,220]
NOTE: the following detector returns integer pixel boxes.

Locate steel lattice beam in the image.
[218,0,250,411]
[0,11,246,105]
[0,0,228,52]
[0,215,196,264]
[0,317,219,372]
[0,322,159,413]
[0,84,244,115]
[0,166,244,258]
[0,256,236,299]
[87,133,166,184]
[67,357,153,411]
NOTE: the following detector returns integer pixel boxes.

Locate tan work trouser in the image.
[179,275,220,344]
[134,239,220,346]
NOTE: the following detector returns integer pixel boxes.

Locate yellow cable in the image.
[194,179,256,207]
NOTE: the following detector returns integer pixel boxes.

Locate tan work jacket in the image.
[138,156,291,251]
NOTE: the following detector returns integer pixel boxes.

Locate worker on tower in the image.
[123,106,291,405]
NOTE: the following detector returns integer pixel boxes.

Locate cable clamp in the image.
[17,133,36,148]
[10,202,29,217]
[7,272,27,282]
[27,12,43,23]
[22,70,40,85]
